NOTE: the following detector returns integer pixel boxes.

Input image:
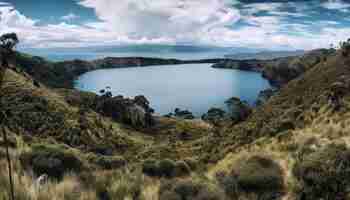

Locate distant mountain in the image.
[93,45,233,53]
[225,50,305,60]
[20,44,260,61]
[21,44,257,55]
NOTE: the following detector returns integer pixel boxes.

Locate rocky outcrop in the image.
[225,97,252,123]
[96,93,154,128]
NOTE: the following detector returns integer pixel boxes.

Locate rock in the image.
[225,97,252,123]
[201,108,226,125]
[255,88,278,106]
[35,174,49,189]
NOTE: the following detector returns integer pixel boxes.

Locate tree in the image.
[0,32,18,200]
[0,33,19,52]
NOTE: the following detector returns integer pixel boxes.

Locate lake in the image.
[75,63,271,117]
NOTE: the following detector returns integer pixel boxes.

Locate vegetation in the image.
[2,33,350,199]
[159,178,226,200]
[293,142,350,200]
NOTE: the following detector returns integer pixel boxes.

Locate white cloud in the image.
[0,6,37,28]
[78,0,240,40]
[321,0,350,10]
[0,0,349,51]
[0,2,10,6]
[242,2,283,15]
[61,13,79,21]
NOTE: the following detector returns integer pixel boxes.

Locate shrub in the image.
[218,155,285,199]
[142,158,192,178]
[159,179,226,200]
[84,170,143,200]
[216,171,239,198]
[142,159,159,177]
[158,159,176,177]
[292,142,350,200]
[90,155,126,170]
[234,155,284,192]
[19,144,83,179]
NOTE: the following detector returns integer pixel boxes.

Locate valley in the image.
[1,39,350,200]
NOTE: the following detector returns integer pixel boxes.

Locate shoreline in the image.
[17,48,332,90]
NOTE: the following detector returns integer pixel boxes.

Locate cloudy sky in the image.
[1,0,350,50]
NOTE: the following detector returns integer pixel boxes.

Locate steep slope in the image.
[200,47,350,162]
[0,63,214,164]
[0,67,154,162]
[204,46,350,199]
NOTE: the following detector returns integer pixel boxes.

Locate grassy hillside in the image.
[1,43,350,199]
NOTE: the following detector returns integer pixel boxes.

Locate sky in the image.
[1,0,350,50]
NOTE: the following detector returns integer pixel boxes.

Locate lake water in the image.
[75,63,271,117]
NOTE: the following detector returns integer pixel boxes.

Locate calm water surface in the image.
[75,64,271,116]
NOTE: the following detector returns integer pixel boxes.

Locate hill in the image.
[214,48,335,86]
[225,50,305,60]
[1,42,350,199]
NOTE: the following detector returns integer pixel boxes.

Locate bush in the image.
[216,171,239,198]
[159,179,226,200]
[142,159,192,178]
[87,170,143,200]
[292,142,350,200]
[158,159,176,177]
[20,144,83,179]
[234,155,284,192]
[217,155,285,199]
[142,159,159,177]
[90,155,126,170]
